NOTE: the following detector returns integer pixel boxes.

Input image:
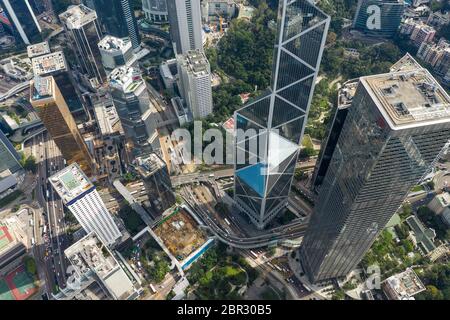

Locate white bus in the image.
[149,284,157,294]
[249,250,258,259]
[224,218,231,226]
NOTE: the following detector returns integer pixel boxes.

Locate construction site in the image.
[153,207,208,262]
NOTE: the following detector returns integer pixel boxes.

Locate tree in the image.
[20,154,37,174]
[332,290,345,300]
[327,32,337,45]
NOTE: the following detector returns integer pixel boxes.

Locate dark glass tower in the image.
[59,4,107,85]
[86,0,140,49]
[300,66,450,283]
[353,0,405,38]
[233,0,330,230]
[0,0,41,45]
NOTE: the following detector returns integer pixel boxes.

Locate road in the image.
[171,168,234,187]
[30,132,68,296]
[180,185,308,249]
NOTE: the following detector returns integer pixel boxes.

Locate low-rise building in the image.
[406,215,437,255]
[159,58,177,91]
[201,0,237,22]
[27,41,50,59]
[428,192,450,214]
[382,268,426,300]
[64,232,139,300]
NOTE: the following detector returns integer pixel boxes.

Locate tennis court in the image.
[4,265,37,300]
[0,279,14,300]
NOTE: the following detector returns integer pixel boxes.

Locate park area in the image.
[154,207,207,261]
[0,264,38,300]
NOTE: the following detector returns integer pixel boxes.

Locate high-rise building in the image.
[142,0,168,24]
[233,0,330,230]
[167,0,203,54]
[0,129,22,174]
[49,164,122,247]
[300,66,450,283]
[0,0,41,45]
[30,76,95,176]
[98,35,134,71]
[353,0,405,38]
[177,49,212,119]
[32,51,85,117]
[85,0,140,49]
[108,66,160,158]
[59,4,106,86]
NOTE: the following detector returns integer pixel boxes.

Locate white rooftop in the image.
[49,163,93,204]
[108,66,145,93]
[98,36,132,53]
[59,4,97,30]
[27,41,50,58]
[32,51,67,76]
[65,232,136,300]
[178,49,210,77]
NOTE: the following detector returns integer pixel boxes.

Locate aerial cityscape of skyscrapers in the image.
[0,0,449,304]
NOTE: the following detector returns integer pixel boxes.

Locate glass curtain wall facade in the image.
[0,0,41,45]
[233,0,330,230]
[88,0,140,49]
[353,0,405,38]
[300,72,450,283]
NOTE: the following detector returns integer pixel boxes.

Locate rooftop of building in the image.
[27,41,50,58]
[65,232,136,299]
[108,66,144,93]
[383,268,426,300]
[93,94,123,136]
[434,192,450,207]
[48,163,93,204]
[32,51,67,76]
[406,215,437,254]
[338,79,359,109]
[179,49,210,76]
[361,67,450,129]
[389,53,423,73]
[135,153,166,178]
[30,76,54,102]
[98,36,132,53]
[59,4,97,30]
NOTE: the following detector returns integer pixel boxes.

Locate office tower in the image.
[177,49,212,119]
[29,0,46,14]
[86,0,140,49]
[32,51,85,117]
[167,0,203,54]
[0,0,41,45]
[353,0,405,38]
[30,76,95,176]
[0,129,22,174]
[233,0,330,230]
[300,67,450,283]
[59,4,106,86]
[98,35,134,71]
[109,66,160,158]
[142,0,168,24]
[49,164,122,247]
